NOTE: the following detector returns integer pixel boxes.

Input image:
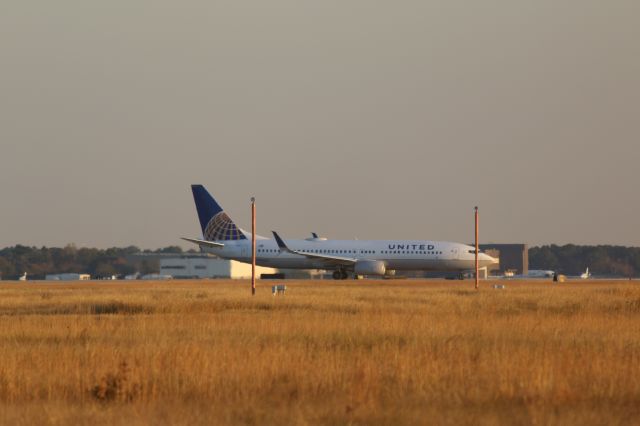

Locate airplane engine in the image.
[354,260,386,276]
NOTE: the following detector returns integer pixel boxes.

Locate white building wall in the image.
[228,261,278,279]
[160,257,276,279]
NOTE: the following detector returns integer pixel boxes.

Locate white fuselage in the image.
[203,237,497,272]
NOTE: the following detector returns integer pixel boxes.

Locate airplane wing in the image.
[272,231,356,265]
[181,237,225,248]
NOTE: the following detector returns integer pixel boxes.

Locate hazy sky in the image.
[1,1,639,249]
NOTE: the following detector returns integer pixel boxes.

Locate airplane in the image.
[182,185,498,280]
[525,270,556,278]
[568,268,591,279]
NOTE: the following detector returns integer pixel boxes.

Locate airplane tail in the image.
[580,267,591,279]
[191,185,247,241]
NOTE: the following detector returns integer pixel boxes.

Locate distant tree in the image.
[156,246,183,254]
[529,245,639,277]
[121,246,141,255]
[95,262,117,278]
[529,247,559,271]
[115,263,137,276]
[0,257,16,279]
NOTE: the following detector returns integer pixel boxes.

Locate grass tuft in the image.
[91,361,141,403]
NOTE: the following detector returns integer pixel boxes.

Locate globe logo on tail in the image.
[204,212,246,241]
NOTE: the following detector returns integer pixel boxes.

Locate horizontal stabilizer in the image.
[181,237,225,248]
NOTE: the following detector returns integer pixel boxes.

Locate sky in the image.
[1,1,639,249]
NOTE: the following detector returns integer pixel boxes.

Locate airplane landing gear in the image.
[333,269,349,280]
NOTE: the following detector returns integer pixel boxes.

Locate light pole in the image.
[251,197,256,296]
[475,206,479,290]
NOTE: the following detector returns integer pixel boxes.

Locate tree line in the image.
[0,244,195,280]
[529,245,640,277]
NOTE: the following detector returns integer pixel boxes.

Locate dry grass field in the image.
[1,279,639,425]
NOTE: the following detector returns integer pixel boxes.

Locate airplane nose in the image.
[480,253,499,266]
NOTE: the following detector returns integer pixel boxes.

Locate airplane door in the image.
[452,248,458,259]
[240,245,248,260]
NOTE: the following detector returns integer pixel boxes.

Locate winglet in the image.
[272,231,288,251]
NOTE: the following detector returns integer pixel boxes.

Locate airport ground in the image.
[0,279,639,425]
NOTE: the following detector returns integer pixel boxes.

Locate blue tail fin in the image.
[191,185,247,241]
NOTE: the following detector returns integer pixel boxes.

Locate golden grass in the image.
[1,279,639,425]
